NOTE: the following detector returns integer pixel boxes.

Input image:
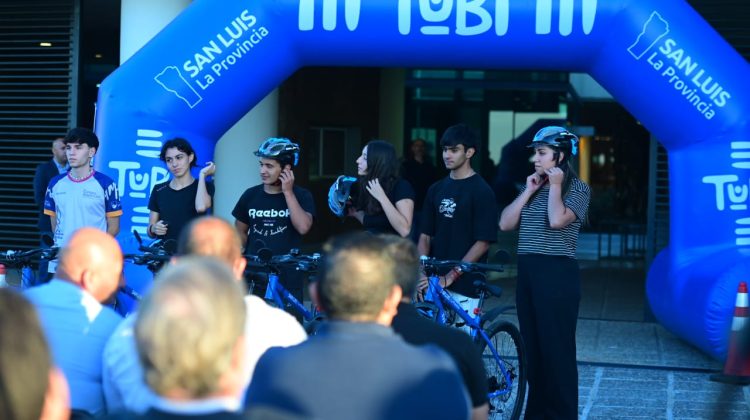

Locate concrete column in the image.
[120,0,191,64]
[119,0,279,222]
[214,91,279,220]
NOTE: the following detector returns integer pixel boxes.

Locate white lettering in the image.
[703,175,740,211]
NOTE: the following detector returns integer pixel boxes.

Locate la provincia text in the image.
[645,38,732,121]
[182,10,269,91]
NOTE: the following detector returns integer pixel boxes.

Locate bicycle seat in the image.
[473,280,503,297]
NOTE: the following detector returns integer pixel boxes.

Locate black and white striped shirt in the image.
[517,177,590,258]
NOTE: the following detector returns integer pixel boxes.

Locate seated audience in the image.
[25,228,123,416]
[103,216,306,414]
[246,233,471,419]
[0,289,70,420]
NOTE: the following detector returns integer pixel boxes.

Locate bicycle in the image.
[419,257,527,420]
[117,230,173,310]
[0,245,59,288]
[245,248,324,333]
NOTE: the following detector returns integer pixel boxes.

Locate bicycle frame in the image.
[264,271,314,321]
[424,272,514,400]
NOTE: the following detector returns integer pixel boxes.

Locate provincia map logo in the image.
[155,9,270,108]
[628,11,731,121]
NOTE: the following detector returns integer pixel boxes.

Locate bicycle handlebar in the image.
[244,249,321,273]
[123,252,172,266]
[419,257,504,274]
[0,247,59,265]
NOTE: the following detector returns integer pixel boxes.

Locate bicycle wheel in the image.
[478,320,526,420]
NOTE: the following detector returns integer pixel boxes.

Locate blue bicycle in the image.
[419,257,526,420]
[245,248,324,333]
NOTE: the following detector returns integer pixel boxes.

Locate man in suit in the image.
[32,137,67,285]
[246,233,471,420]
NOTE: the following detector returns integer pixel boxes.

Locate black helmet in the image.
[528,126,578,156]
[254,137,300,167]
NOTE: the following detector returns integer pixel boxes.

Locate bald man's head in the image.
[56,228,123,303]
[177,217,246,280]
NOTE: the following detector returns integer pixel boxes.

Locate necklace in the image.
[69,168,93,181]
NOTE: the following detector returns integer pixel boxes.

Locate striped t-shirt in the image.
[517,177,590,258]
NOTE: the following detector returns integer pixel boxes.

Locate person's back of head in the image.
[176,216,246,280]
[318,233,401,323]
[56,227,123,303]
[0,289,70,420]
[440,123,479,154]
[378,234,420,300]
[135,257,247,400]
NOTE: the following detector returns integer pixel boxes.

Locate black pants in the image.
[517,254,581,420]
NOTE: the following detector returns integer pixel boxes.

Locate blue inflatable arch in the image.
[96,0,750,358]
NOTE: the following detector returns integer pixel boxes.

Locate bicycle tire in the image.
[478,320,527,420]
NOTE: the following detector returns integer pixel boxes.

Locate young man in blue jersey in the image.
[44,128,123,274]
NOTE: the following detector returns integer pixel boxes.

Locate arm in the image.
[546,168,577,229]
[346,207,365,224]
[235,219,250,249]
[366,179,413,237]
[472,404,489,420]
[147,211,169,238]
[280,169,313,235]
[442,240,490,288]
[50,214,57,233]
[195,162,215,213]
[32,165,47,208]
[107,216,120,237]
[499,173,545,231]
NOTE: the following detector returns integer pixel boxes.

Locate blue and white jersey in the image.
[44,171,122,268]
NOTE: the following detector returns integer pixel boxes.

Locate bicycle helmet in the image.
[328,175,357,217]
[528,126,579,156]
[254,137,300,167]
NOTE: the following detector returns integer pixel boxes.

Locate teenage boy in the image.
[44,127,122,274]
[418,124,498,328]
[232,138,315,303]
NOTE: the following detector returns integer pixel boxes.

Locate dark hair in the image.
[271,154,295,169]
[318,233,395,320]
[160,138,197,168]
[357,140,399,215]
[439,124,480,154]
[0,289,52,420]
[63,127,99,149]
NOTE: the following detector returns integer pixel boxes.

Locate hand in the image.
[279,168,295,193]
[525,172,547,193]
[365,178,387,203]
[199,161,216,177]
[152,220,168,236]
[545,167,564,185]
[417,276,429,294]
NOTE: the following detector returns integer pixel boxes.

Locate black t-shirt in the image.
[147,179,215,244]
[392,302,488,407]
[421,174,498,297]
[232,185,316,255]
[358,178,415,236]
[401,158,437,211]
